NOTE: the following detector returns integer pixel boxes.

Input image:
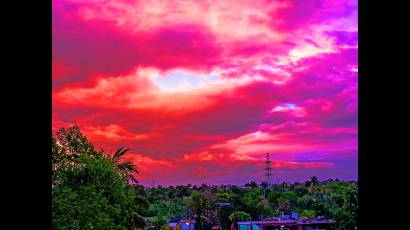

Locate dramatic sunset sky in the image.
[52,0,358,186]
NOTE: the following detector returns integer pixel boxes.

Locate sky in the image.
[52,0,358,186]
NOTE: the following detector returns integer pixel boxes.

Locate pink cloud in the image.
[53,0,358,185]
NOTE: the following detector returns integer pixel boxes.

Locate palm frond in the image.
[129,175,139,185]
[111,147,130,163]
[130,212,146,229]
[116,160,139,174]
[107,147,140,185]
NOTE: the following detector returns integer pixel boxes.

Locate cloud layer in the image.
[53,0,358,186]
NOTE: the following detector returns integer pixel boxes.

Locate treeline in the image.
[144,179,357,230]
[52,126,357,230]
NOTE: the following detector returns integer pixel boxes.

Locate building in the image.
[167,220,195,230]
[212,224,221,230]
[237,218,334,230]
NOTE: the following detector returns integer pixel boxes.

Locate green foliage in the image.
[52,126,148,229]
[55,125,99,159]
[185,190,207,229]
[257,198,273,217]
[299,210,316,219]
[328,184,358,230]
[215,190,232,202]
[241,187,264,219]
[277,197,292,212]
[168,199,186,219]
[52,154,137,229]
[52,186,117,230]
[229,211,251,222]
[152,212,168,230]
[107,147,139,184]
[145,180,357,229]
[268,190,281,206]
[281,191,298,205]
[297,194,314,210]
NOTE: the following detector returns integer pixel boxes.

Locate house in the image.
[167,222,181,230]
[237,217,334,230]
[212,224,221,230]
[167,220,195,230]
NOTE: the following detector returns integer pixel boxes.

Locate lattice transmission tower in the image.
[263,153,274,198]
[265,153,274,187]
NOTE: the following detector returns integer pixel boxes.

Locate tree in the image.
[260,181,269,198]
[300,210,316,219]
[52,154,139,229]
[152,212,168,230]
[106,147,139,184]
[328,184,358,230]
[186,190,206,230]
[52,186,116,229]
[281,191,298,207]
[310,176,319,186]
[268,190,281,207]
[257,198,273,218]
[244,181,258,188]
[143,179,357,230]
[52,126,148,229]
[131,194,150,229]
[54,125,100,161]
[297,194,314,210]
[229,211,251,221]
[168,198,186,219]
[260,181,269,188]
[277,197,292,213]
[52,137,66,187]
[241,187,264,219]
[200,187,216,229]
[215,190,232,202]
[53,126,99,188]
[229,211,251,230]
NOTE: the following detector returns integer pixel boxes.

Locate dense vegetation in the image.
[52,126,148,230]
[145,179,357,230]
[52,126,357,230]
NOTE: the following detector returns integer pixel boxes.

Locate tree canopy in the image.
[52,126,147,230]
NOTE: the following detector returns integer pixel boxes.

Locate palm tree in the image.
[107,149,147,229]
[310,176,319,186]
[130,195,150,229]
[186,191,206,230]
[107,147,139,184]
[129,212,146,230]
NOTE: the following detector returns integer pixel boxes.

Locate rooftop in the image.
[237,218,334,225]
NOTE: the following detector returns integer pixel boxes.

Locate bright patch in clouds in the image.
[152,70,220,92]
[53,0,358,186]
[271,103,307,117]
